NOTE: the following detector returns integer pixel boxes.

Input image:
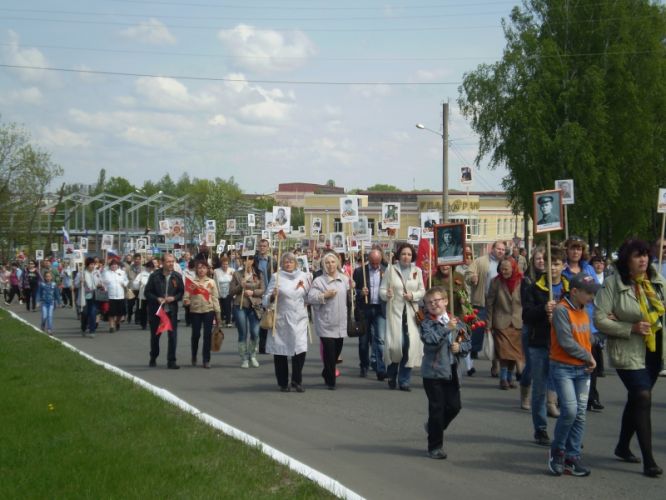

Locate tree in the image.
[458,0,666,248]
[365,184,401,192]
[325,179,336,187]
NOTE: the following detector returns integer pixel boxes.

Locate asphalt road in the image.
[5,302,665,500]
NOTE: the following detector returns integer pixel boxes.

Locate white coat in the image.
[263,269,311,356]
[102,267,129,300]
[308,272,348,339]
[379,264,426,368]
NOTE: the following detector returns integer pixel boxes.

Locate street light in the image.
[416,102,449,223]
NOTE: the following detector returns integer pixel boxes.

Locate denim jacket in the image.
[420,315,471,380]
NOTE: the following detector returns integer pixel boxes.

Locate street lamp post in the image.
[416,102,449,223]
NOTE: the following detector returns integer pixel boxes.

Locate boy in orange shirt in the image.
[548,273,598,477]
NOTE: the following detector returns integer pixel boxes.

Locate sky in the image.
[0,0,519,195]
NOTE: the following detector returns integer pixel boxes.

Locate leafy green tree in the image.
[365,184,401,192]
[458,0,666,248]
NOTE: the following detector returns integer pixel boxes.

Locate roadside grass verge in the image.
[0,309,336,499]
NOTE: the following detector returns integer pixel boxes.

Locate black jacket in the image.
[352,263,387,314]
[521,274,569,349]
[144,269,184,316]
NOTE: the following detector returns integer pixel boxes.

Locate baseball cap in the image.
[570,272,600,294]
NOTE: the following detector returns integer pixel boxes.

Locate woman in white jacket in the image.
[132,260,154,330]
[263,252,312,393]
[380,243,426,391]
[102,259,129,333]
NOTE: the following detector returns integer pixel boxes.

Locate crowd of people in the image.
[2,234,665,476]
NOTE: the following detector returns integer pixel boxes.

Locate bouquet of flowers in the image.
[455,283,486,330]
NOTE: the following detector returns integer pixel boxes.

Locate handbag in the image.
[479,329,495,360]
[94,288,109,301]
[347,303,367,338]
[260,308,274,330]
[212,325,225,352]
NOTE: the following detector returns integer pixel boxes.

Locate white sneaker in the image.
[659,369,666,377]
[241,359,249,369]
[250,357,259,368]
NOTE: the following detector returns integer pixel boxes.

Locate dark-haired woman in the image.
[379,243,425,391]
[594,239,665,477]
[230,255,265,369]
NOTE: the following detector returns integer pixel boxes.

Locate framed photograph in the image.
[171,219,184,237]
[434,223,466,266]
[35,249,44,261]
[242,235,257,256]
[555,179,575,205]
[227,244,235,252]
[298,225,305,233]
[71,249,84,264]
[226,219,237,233]
[311,217,322,235]
[64,243,75,255]
[264,211,274,230]
[658,188,666,214]
[340,196,359,223]
[407,226,421,244]
[461,166,473,185]
[205,230,216,247]
[205,219,216,232]
[101,234,114,250]
[158,219,171,235]
[296,255,310,273]
[271,206,291,231]
[330,232,346,253]
[421,211,440,239]
[247,213,256,227]
[261,230,270,241]
[50,243,59,252]
[533,189,564,234]
[347,237,359,253]
[317,233,327,248]
[381,202,400,229]
[136,237,147,252]
[173,249,182,259]
[79,237,88,252]
[352,216,371,241]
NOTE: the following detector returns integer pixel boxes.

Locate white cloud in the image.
[217,24,316,73]
[3,30,58,84]
[121,126,175,148]
[208,114,227,126]
[120,18,176,45]
[37,127,90,148]
[1,86,43,104]
[349,84,391,99]
[135,77,216,110]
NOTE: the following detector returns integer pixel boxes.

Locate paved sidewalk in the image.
[4,302,665,499]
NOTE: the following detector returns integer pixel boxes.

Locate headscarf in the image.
[496,258,523,294]
[634,274,665,352]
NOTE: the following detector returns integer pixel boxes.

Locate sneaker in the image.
[240,359,249,369]
[250,357,259,368]
[534,430,551,447]
[428,448,447,460]
[564,457,591,477]
[548,449,565,476]
[467,367,476,376]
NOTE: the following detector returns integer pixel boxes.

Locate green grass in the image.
[0,309,336,499]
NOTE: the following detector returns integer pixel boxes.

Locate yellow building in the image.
[303,190,528,255]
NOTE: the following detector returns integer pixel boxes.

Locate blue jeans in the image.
[550,361,590,458]
[85,299,97,333]
[387,326,412,387]
[529,347,550,433]
[470,306,487,353]
[520,326,532,387]
[358,305,386,374]
[41,303,54,331]
[234,306,260,343]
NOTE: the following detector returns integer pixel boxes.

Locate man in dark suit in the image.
[353,248,387,379]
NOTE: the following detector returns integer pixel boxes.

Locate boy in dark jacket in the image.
[420,286,471,460]
[522,247,568,446]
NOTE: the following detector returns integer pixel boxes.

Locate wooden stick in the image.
[449,274,454,317]
[360,241,368,304]
[564,205,569,240]
[271,237,283,335]
[547,233,553,301]
[658,212,666,273]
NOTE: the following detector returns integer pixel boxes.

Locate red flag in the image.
[185,277,210,301]
[155,304,173,336]
[416,238,435,287]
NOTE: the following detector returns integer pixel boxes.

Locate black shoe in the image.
[327,385,336,390]
[149,359,156,367]
[428,448,447,460]
[470,351,478,359]
[291,382,305,393]
[279,386,290,393]
[399,385,411,392]
[467,367,476,377]
[534,430,551,447]
[360,367,368,378]
[388,379,397,390]
[377,373,387,381]
[167,363,180,370]
[615,446,641,463]
[644,465,663,477]
[589,400,604,411]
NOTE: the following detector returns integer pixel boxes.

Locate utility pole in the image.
[442,102,449,223]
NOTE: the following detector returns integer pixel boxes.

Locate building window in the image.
[470,218,479,236]
[333,218,343,232]
[496,219,501,235]
[367,218,375,236]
